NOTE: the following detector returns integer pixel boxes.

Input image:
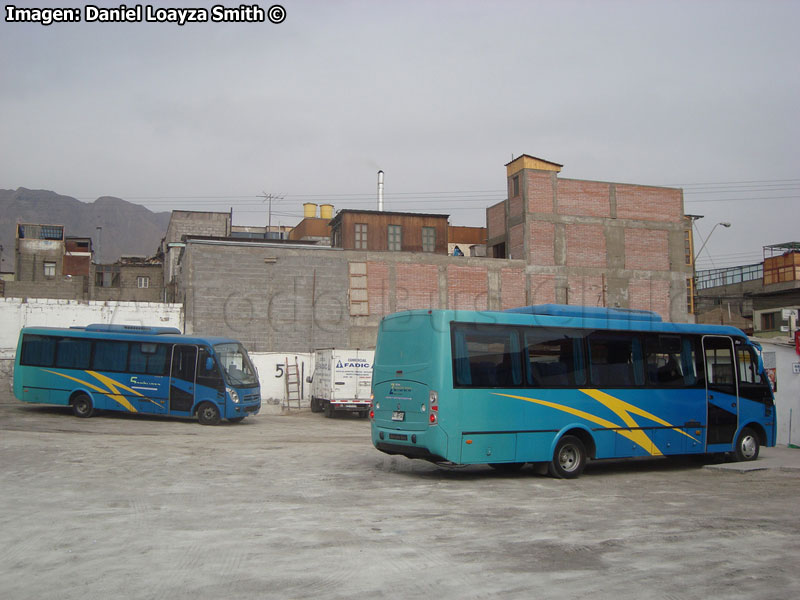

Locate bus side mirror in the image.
[206,357,214,371]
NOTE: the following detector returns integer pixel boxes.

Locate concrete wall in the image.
[179,240,528,353]
[0,297,183,350]
[756,338,800,446]
[250,352,314,414]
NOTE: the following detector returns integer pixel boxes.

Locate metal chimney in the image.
[377,170,384,211]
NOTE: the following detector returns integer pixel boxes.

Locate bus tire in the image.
[548,435,587,479]
[734,427,760,462]
[197,402,221,426]
[72,393,95,418]
[228,417,245,424]
[323,401,335,418]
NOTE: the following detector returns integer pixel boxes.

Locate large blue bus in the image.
[370,305,775,477]
[13,324,261,425]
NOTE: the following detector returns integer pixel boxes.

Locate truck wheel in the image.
[324,401,335,418]
[310,397,322,413]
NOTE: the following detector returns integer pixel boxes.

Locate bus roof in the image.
[381,306,749,339]
[19,325,243,347]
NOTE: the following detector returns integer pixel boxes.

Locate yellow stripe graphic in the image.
[42,369,139,413]
[493,390,699,456]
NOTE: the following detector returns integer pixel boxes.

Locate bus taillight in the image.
[429,390,438,425]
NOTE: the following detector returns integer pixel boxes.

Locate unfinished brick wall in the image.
[447,265,488,311]
[629,279,671,319]
[529,222,555,266]
[527,171,554,213]
[509,224,525,261]
[529,274,557,304]
[615,185,683,223]
[487,202,506,240]
[566,224,606,267]
[624,229,670,271]
[557,179,611,217]
[367,261,389,316]
[567,275,605,306]
[396,263,439,311]
[501,268,526,310]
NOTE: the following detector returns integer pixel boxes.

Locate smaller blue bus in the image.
[370,305,776,477]
[13,324,261,425]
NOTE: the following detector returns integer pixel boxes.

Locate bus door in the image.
[702,336,739,446]
[169,345,198,413]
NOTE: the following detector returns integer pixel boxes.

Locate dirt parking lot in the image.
[1,383,799,600]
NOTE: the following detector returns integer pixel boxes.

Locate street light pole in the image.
[694,222,731,264]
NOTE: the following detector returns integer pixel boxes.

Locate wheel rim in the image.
[201,406,217,421]
[740,435,757,459]
[76,400,89,415]
[558,445,579,472]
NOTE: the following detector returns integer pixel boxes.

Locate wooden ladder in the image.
[284,357,302,410]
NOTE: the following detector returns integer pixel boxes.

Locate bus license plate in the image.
[391,411,405,421]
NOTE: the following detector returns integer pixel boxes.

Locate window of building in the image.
[388,225,402,251]
[512,175,520,197]
[137,276,150,289]
[95,266,120,288]
[686,278,694,314]
[422,227,436,252]
[43,261,56,278]
[761,312,778,331]
[354,223,368,249]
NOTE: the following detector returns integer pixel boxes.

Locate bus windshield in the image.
[215,343,258,387]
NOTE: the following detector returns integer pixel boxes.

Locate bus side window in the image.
[20,334,56,367]
[55,338,92,370]
[92,340,129,372]
[452,326,522,388]
[589,334,642,388]
[525,330,581,387]
[645,335,688,387]
[129,343,168,375]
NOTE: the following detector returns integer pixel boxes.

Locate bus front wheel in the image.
[548,435,587,479]
[197,402,221,426]
[734,427,760,462]
[72,394,95,418]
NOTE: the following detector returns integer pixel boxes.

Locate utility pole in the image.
[261,192,285,239]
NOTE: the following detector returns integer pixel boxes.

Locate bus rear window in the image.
[452,325,522,388]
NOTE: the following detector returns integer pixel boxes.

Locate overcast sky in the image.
[1,0,798,270]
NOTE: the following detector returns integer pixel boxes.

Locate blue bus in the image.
[13,324,261,425]
[370,305,775,477]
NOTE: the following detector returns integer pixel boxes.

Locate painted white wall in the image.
[0,297,184,350]
[250,352,314,414]
[755,338,800,446]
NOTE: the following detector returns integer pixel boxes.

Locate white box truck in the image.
[310,349,374,418]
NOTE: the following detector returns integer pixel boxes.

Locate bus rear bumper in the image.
[372,425,448,462]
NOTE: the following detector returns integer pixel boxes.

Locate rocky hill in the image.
[0,188,171,270]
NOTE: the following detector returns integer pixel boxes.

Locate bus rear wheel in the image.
[197,402,221,426]
[72,394,95,418]
[734,427,760,462]
[548,435,587,479]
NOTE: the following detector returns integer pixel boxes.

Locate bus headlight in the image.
[227,387,240,403]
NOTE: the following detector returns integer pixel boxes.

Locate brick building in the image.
[486,155,693,322]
